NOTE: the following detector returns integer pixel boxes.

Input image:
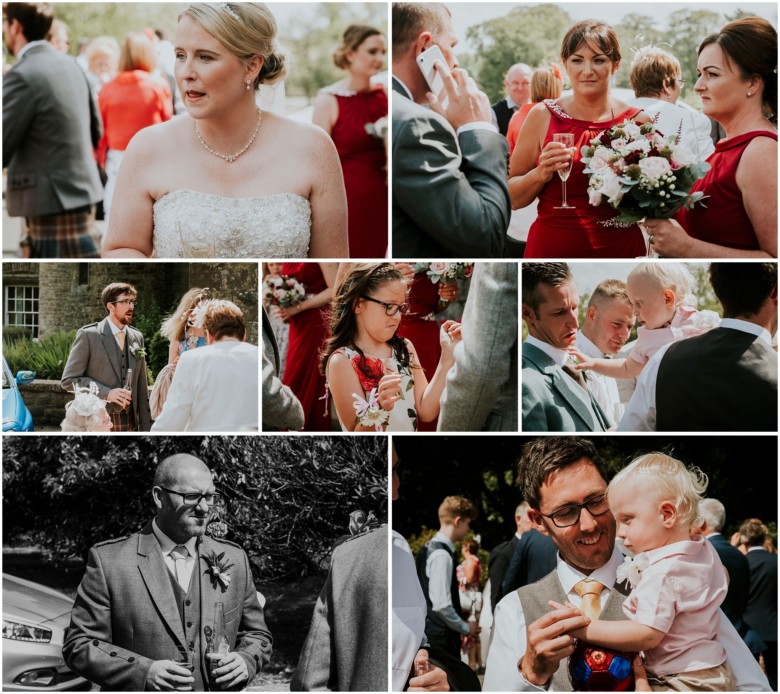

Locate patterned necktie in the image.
[171,545,190,590]
[116,330,126,351]
[573,578,604,620]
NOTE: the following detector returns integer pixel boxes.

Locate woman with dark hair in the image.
[644,17,777,258]
[320,263,461,432]
[510,20,650,258]
[313,25,388,258]
[98,32,172,223]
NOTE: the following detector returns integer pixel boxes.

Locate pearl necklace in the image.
[195,108,262,163]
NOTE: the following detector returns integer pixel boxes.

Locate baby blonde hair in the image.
[609,452,708,529]
[627,263,696,308]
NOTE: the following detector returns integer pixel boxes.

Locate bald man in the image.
[64,454,272,691]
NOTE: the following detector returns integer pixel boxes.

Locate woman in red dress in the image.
[278,262,338,431]
[510,21,649,258]
[313,25,388,259]
[642,17,777,258]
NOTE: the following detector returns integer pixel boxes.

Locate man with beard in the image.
[483,437,770,691]
[63,454,272,691]
[62,282,151,431]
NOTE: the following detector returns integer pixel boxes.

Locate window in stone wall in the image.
[5,285,39,338]
[78,264,89,285]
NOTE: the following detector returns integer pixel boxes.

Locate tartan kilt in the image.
[109,408,136,432]
[25,207,100,258]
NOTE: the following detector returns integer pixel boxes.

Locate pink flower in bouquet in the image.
[589,147,614,171]
[464,264,474,278]
[670,145,695,169]
[429,261,448,275]
[638,156,672,181]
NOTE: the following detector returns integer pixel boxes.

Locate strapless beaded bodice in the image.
[152,189,312,258]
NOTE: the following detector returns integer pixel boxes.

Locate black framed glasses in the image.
[111,299,138,306]
[158,486,221,506]
[360,295,410,316]
[541,492,609,528]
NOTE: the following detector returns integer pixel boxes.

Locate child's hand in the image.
[439,320,462,358]
[377,372,403,411]
[548,599,589,640]
[566,346,594,370]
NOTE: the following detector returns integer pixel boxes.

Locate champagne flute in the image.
[552,133,575,210]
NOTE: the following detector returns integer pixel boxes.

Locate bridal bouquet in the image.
[413,262,474,284]
[581,118,711,226]
[263,275,306,309]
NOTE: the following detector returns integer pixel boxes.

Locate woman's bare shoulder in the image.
[126,114,190,155]
[264,111,335,151]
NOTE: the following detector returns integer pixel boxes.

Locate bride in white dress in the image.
[102,3,348,259]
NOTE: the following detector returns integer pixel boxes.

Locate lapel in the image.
[99,317,123,383]
[391,75,410,99]
[126,327,138,373]
[136,524,187,648]
[523,342,597,429]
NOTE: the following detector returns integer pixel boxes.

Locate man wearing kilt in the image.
[62,283,151,431]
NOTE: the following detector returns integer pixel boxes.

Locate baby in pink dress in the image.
[569,263,719,380]
[554,453,735,690]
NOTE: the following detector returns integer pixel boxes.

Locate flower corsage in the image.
[352,388,390,431]
[203,551,234,592]
[615,552,649,589]
[129,344,146,361]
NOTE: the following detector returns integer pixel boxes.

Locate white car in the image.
[3,573,91,691]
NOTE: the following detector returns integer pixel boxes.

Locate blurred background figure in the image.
[456,538,483,673]
[85,35,119,96]
[313,24,388,258]
[98,32,172,223]
[507,63,563,155]
[492,62,532,136]
[46,18,69,53]
[626,45,714,161]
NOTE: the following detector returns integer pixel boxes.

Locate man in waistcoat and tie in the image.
[483,437,771,691]
[522,263,611,432]
[620,262,777,431]
[62,282,151,431]
[63,454,272,691]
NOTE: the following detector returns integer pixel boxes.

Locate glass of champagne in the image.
[552,133,575,210]
[170,645,194,691]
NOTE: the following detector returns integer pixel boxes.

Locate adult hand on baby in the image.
[633,654,652,691]
[377,372,403,411]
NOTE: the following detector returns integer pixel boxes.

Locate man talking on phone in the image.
[391,3,511,259]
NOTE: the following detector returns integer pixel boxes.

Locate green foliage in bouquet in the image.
[3,436,387,581]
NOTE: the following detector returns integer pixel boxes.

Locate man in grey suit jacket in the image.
[521,263,610,432]
[61,283,151,431]
[391,3,510,258]
[3,3,103,258]
[63,454,272,691]
[261,308,304,431]
[292,525,387,691]
[438,262,518,431]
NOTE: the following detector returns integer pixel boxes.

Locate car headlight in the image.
[2,619,52,643]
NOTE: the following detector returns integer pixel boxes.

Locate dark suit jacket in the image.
[3,42,102,216]
[61,317,152,431]
[488,535,519,612]
[63,523,272,691]
[491,99,516,136]
[522,341,610,432]
[292,527,388,691]
[501,528,558,599]
[744,548,778,642]
[707,534,750,629]
[391,77,510,258]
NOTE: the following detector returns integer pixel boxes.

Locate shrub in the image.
[3,436,387,581]
[3,331,76,380]
[2,326,33,345]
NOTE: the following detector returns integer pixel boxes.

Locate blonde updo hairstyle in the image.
[180,3,287,89]
[609,452,708,529]
[333,24,382,70]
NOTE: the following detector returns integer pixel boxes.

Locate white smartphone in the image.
[417,45,450,107]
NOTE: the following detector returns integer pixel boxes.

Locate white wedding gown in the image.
[152,189,312,258]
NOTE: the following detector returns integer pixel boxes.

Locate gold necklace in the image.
[195,108,262,163]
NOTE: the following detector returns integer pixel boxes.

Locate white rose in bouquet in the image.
[589,146,615,170]
[601,169,623,204]
[638,156,672,182]
[671,144,696,168]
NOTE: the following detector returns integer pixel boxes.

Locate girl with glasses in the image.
[320,263,461,432]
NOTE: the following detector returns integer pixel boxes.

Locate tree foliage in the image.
[3,436,387,581]
[394,436,777,553]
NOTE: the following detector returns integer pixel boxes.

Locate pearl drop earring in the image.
[747,91,753,97]
[246,80,251,91]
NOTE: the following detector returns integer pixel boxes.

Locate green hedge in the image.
[3,436,387,581]
[3,330,76,380]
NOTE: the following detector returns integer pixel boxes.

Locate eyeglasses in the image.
[360,295,410,316]
[111,299,138,306]
[158,486,222,506]
[540,492,610,528]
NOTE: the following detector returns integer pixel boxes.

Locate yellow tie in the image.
[116,330,126,351]
[573,579,604,620]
